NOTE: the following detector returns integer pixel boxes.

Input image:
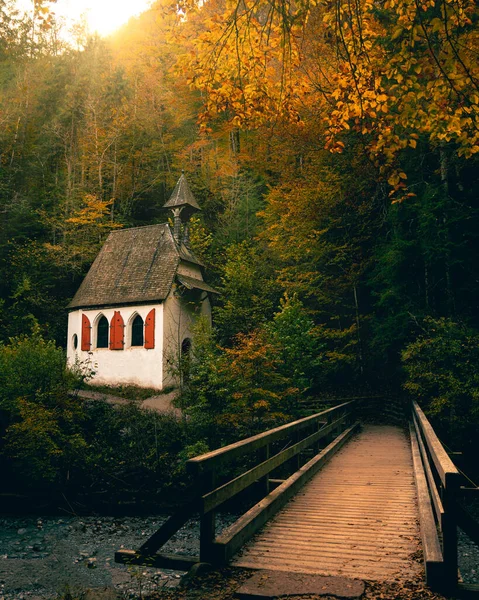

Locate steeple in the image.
[164,171,201,244]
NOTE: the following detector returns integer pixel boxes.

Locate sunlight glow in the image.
[18,0,153,38]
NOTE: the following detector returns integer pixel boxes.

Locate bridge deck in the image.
[232,425,423,581]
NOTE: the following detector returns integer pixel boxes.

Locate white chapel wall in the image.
[67,303,165,390]
[162,285,212,388]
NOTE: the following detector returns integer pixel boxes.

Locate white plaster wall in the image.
[67,303,165,390]
[162,285,213,388]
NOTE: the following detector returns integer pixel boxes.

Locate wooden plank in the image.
[412,412,444,529]
[409,423,444,589]
[412,402,460,487]
[456,583,479,599]
[234,554,418,579]
[256,522,418,539]
[248,539,414,559]
[115,549,198,570]
[215,421,360,563]
[234,425,422,583]
[138,499,196,555]
[201,415,346,514]
[233,559,411,581]
[187,401,357,474]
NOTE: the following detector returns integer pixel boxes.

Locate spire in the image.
[165,171,201,244]
[164,171,201,214]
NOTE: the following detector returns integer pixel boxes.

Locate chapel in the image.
[66,173,218,390]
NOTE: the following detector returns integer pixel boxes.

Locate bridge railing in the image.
[410,400,462,591]
[189,399,362,564]
[116,399,362,569]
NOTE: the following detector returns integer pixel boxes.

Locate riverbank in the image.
[0,514,237,599]
[1,500,477,599]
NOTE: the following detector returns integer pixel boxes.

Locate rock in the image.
[84,588,121,600]
[179,562,212,588]
[17,528,27,535]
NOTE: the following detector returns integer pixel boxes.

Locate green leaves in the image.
[402,317,479,449]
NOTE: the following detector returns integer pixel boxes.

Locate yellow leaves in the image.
[388,173,400,187]
[66,195,123,230]
[184,0,479,177]
[392,26,404,40]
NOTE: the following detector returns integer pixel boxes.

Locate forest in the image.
[0,0,478,503]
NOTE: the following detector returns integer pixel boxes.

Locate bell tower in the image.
[164,171,201,244]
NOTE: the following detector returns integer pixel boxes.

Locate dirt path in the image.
[74,390,181,417]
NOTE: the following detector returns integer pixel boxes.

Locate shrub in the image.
[0,327,68,418]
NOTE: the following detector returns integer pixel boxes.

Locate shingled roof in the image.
[68,224,181,309]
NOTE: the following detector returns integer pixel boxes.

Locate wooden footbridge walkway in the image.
[116,399,479,596]
[232,425,422,581]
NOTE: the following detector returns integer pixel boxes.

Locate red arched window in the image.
[109,311,125,350]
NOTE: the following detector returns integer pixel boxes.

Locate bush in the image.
[0,331,190,503]
[0,330,89,490]
[77,402,187,499]
[0,328,68,417]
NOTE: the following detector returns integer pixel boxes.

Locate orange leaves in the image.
[180,0,479,203]
[65,195,122,229]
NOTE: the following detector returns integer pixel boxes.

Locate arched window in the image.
[97,316,109,348]
[181,338,192,356]
[131,315,144,347]
[180,338,192,383]
[72,334,78,350]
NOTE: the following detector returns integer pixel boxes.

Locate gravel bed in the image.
[1,505,477,599]
[457,498,479,585]
[0,513,237,599]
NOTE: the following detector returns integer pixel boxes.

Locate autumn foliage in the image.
[1,0,479,469]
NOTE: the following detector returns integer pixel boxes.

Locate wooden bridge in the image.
[116,399,479,595]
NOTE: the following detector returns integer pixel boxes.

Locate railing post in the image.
[314,420,322,454]
[442,474,459,591]
[294,430,301,470]
[258,443,270,495]
[325,413,334,443]
[200,470,216,563]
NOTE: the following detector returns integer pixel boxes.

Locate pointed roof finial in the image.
[164,172,201,213]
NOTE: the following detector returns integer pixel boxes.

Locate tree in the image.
[214,240,280,344]
[184,0,479,199]
[402,317,479,454]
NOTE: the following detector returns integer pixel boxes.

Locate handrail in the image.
[412,401,460,486]
[116,399,362,568]
[188,399,360,563]
[411,401,462,592]
[187,400,356,474]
